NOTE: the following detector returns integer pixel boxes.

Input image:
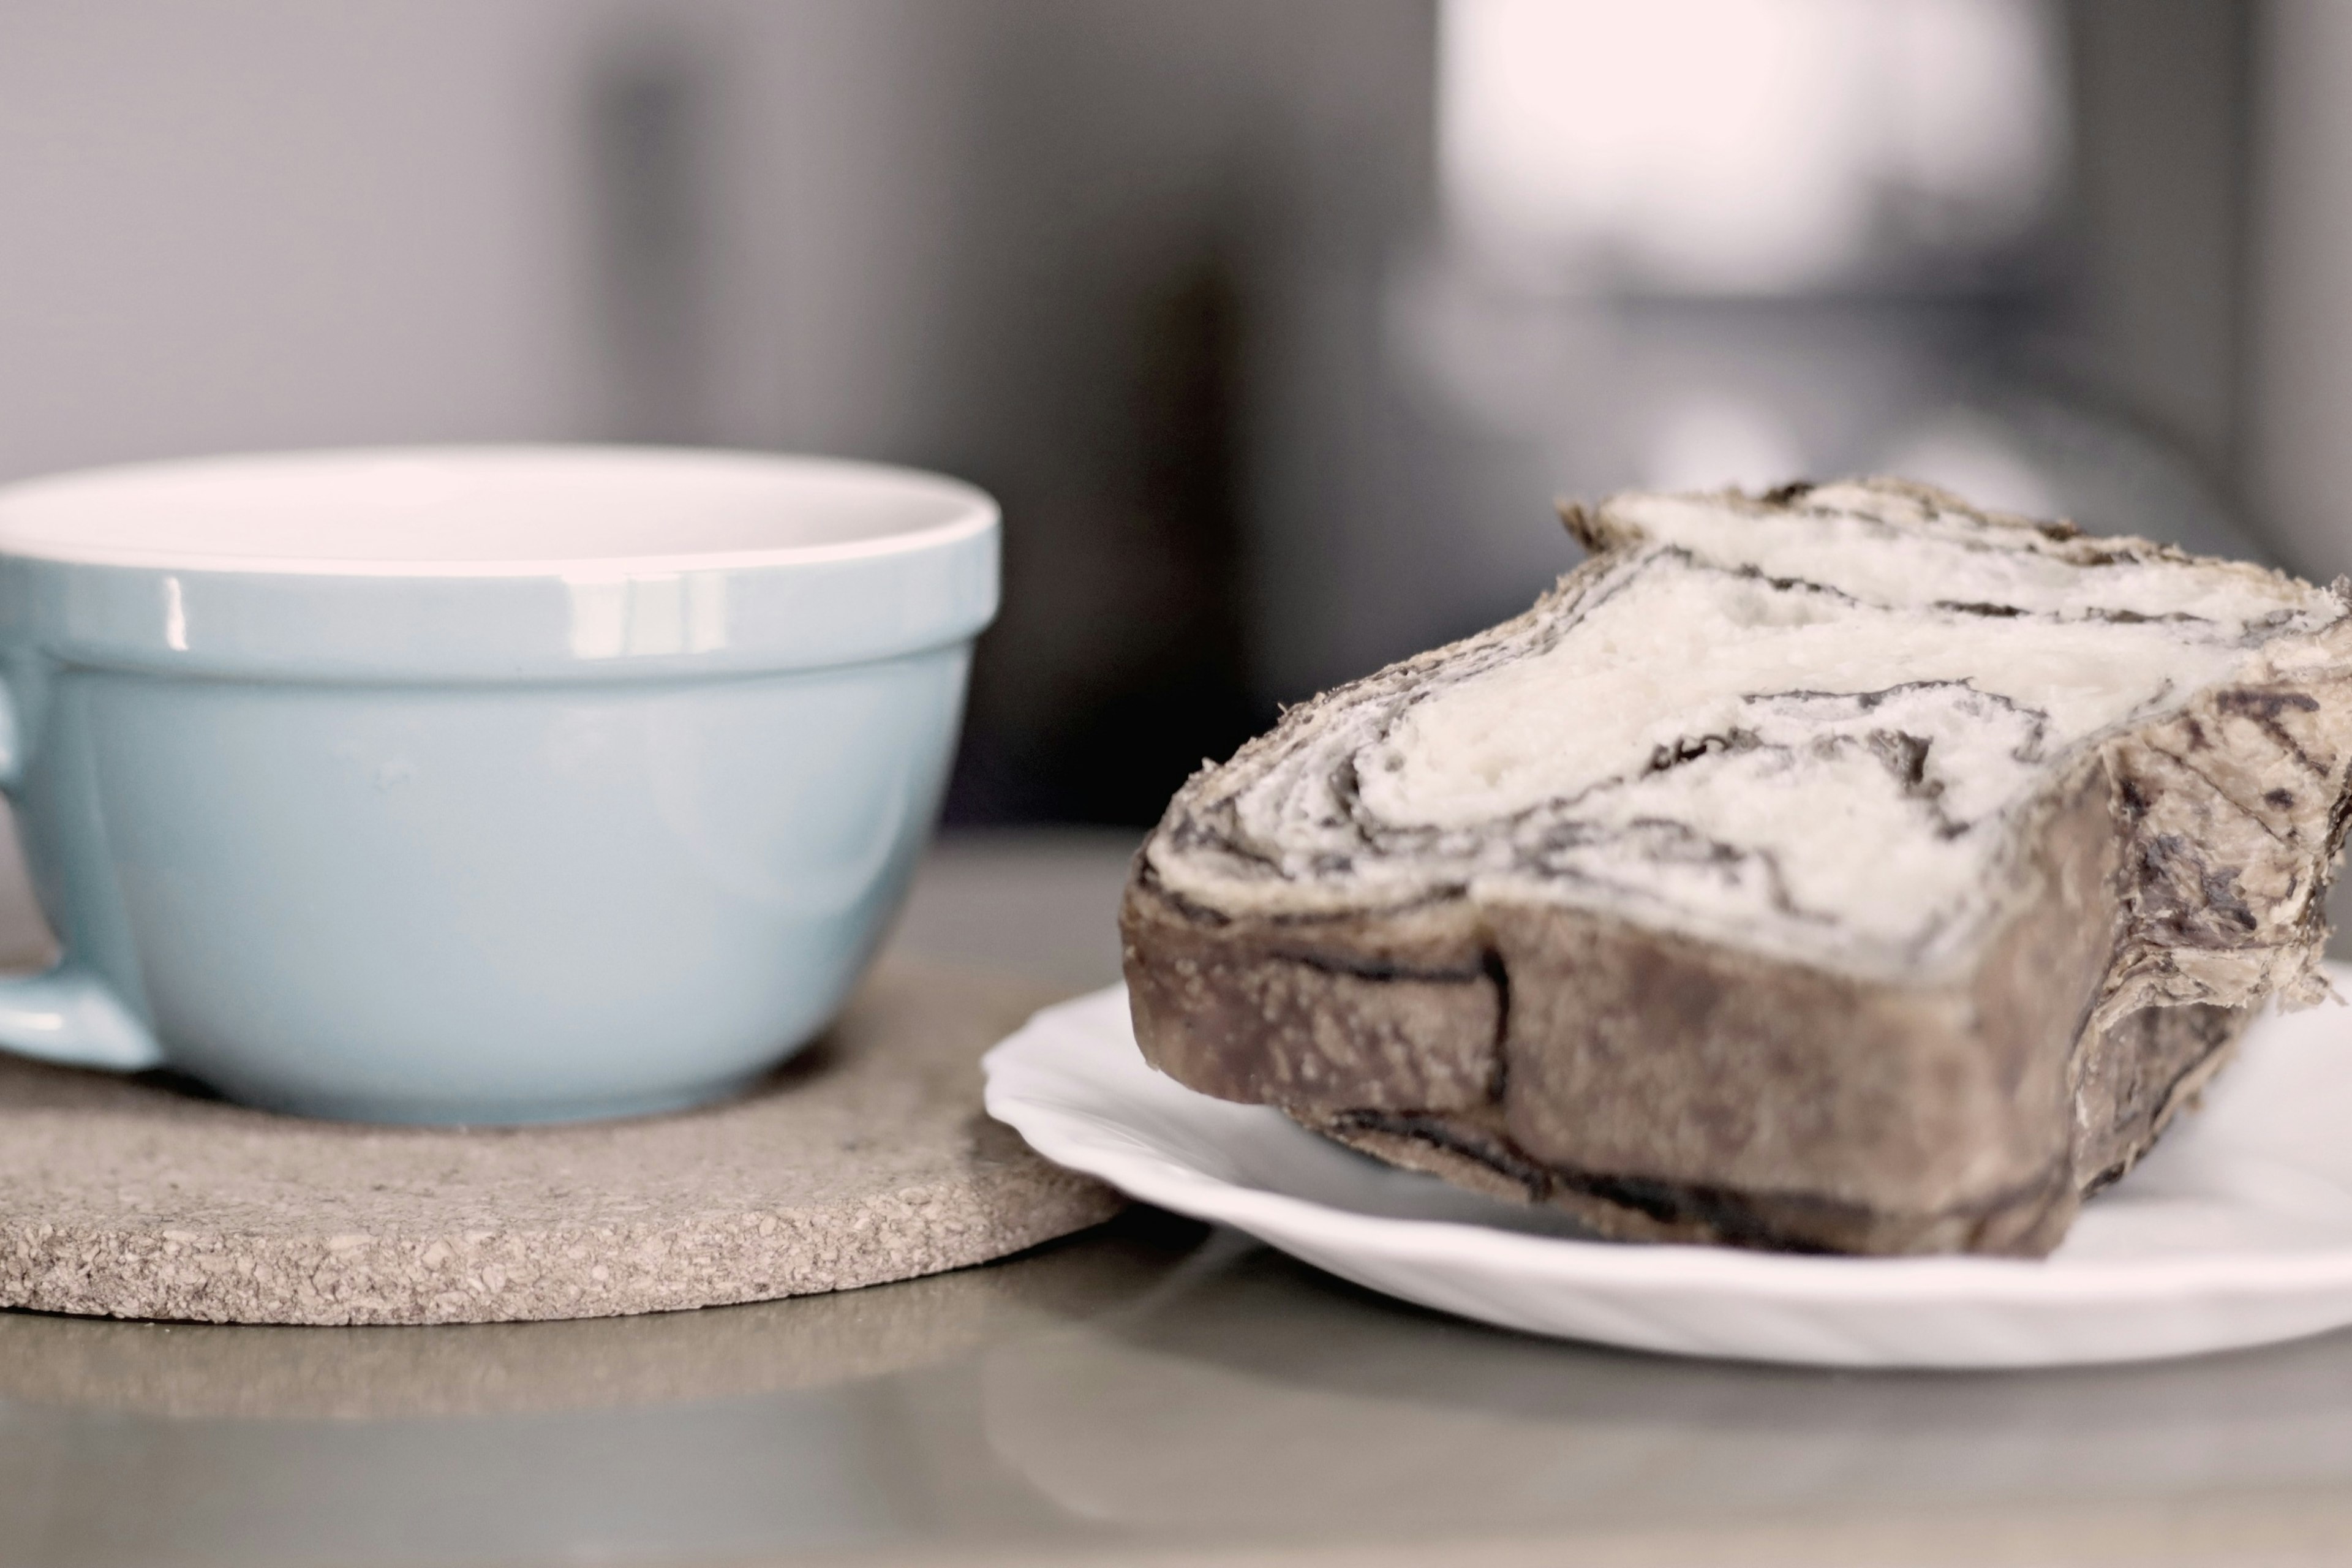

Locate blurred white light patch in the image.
[1882,412,2060,519]
[1642,397,1806,493]
[1439,0,2062,293]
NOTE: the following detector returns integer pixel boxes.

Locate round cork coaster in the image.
[0,960,1122,1325]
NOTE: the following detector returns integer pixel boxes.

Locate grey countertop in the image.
[8,831,2352,1568]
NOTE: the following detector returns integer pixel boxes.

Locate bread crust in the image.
[1120,486,2352,1257]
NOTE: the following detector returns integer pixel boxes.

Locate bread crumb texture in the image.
[1125,480,2352,1255]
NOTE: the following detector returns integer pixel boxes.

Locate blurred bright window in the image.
[1439,0,2064,293]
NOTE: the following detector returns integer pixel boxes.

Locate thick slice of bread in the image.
[1122,480,2352,1256]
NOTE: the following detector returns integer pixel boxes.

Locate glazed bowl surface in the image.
[0,445,997,1123]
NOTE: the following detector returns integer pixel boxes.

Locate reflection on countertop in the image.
[17,1205,2352,1567]
[0,1214,1200,1568]
[983,1231,2352,1539]
[0,1224,1164,1422]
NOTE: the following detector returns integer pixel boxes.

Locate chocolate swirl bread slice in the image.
[1122,479,2352,1256]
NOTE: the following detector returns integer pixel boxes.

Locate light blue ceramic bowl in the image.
[0,446,998,1123]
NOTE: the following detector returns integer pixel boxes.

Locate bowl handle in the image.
[0,965,163,1070]
[0,679,165,1072]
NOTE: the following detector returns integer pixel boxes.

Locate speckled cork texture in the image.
[0,959,1123,1325]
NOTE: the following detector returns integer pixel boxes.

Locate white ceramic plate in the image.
[982,971,2352,1368]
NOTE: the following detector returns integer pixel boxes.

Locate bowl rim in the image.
[0,445,997,579]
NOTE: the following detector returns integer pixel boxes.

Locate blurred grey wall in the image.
[0,4,592,469]
[0,0,2315,827]
[2248,0,2352,582]
[0,0,1432,825]
[2057,0,2249,486]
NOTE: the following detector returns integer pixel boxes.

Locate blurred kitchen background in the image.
[4,1,2348,827]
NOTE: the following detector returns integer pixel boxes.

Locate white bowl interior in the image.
[0,447,993,575]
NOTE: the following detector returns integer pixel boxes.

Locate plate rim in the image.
[984,984,2352,1311]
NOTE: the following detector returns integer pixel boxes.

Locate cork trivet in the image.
[0,1219,1174,1417]
[0,959,1123,1325]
